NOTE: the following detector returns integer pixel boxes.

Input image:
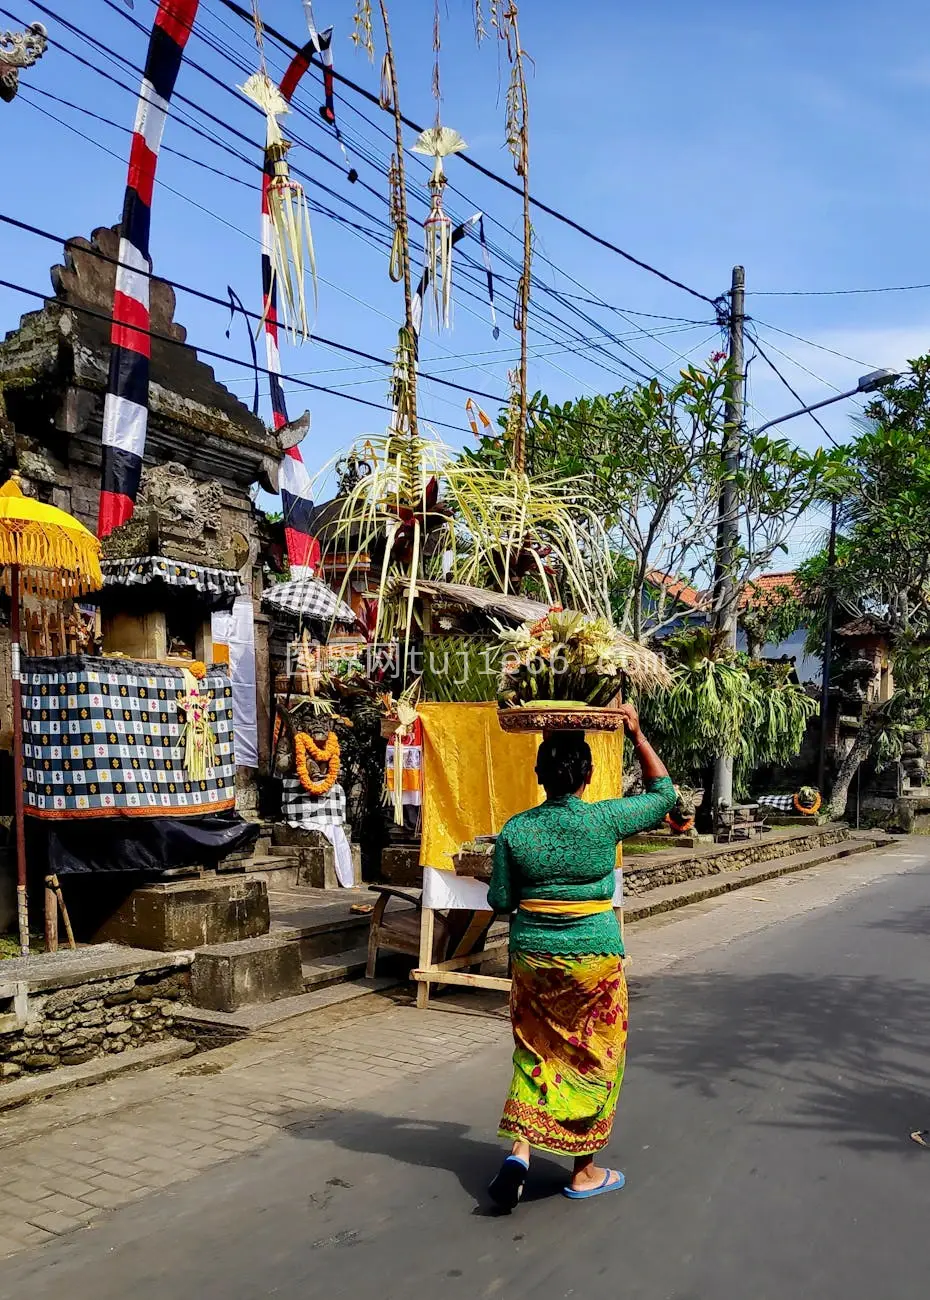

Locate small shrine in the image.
[0,227,290,797]
[0,228,297,921]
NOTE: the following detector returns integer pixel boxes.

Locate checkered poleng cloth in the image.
[261,576,356,625]
[21,656,235,819]
[756,794,797,812]
[281,777,347,828]
[100,556,243,608]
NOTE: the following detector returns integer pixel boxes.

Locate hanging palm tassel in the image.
[241,70,317,343]
[388,152,404,282]
[177,670,217,784]
[411,126,467,332]
[388,325,417,435]
[351,0,375,60]
[379,52,394,109]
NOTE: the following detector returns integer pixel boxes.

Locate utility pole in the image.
[816,498,839,793]
[711,265,746,818]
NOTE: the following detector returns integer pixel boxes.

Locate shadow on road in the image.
[289,1109,570,1213]
[632,967,930,1153]
[865,902,930,937]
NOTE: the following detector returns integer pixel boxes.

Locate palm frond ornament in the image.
[411,125,467,331]
[240,70,317,343]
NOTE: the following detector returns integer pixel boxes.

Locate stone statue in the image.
[0,22,47,104]
[102,461,229,565]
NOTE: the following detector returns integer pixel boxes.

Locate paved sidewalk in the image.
[0,837,923,1261]
[0,989,509,1258]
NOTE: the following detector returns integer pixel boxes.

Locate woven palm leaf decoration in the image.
[411,125,467,331]
[240,67,317,343]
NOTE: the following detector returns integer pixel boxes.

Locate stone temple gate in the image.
[0,226,291,854]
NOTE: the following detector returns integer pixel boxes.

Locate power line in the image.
[748,325,843,394]
[181,0,723,375]
[751,282,930,297]
[40,0,706,392]
[0,211,519,409]
[150,0,677,386]
[213,0,720,308]
[20,83,255,190]
[0,273,479,437]
[12,1,724,406]
[217,321,711,388]
[13,82,636,406]
[25,4,658,391]
[1,22,523,364]
[749,319,876,369]
[0,269,715,450]
[4,210,675,438]
[747,330,841,448]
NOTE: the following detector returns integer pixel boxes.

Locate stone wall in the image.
[0,966,190,1083]
[623,826,848,897]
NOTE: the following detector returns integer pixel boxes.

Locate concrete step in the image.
[302,944,369,991]
[238,857,303,892]
[269,890,372,961]
[91,874,271,950]
[257,844,362,891]
[173,976,398,1036]
[222,835,272,865]
[625,835,892,924]
[191,933,304,1012]
[0,1038,196,1114]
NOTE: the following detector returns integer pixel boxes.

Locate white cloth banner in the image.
[318,823,356,888]
[212,596,258,768]
[422,865,623,911]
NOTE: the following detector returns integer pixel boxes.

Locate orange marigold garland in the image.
[793,787,822,816]
[665,812,695,833]
[295,731,341,797]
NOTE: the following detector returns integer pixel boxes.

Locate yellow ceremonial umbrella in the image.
[0,476,102,955]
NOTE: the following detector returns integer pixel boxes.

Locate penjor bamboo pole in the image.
[378,0,419,437]
[509,5,531,475]
[10,564,29,957]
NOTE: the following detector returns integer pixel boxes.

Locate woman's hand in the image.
[616,702,642,740]
[618,703,670,784]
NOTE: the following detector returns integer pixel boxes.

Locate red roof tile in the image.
[739,572,799,609]
[646,570,704,609]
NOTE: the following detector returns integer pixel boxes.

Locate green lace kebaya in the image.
[488,775,677,957]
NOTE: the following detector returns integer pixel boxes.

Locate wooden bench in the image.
[717,805,771,842]
[365,886,499,988]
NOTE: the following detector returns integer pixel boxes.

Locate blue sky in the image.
[2,0,929,558]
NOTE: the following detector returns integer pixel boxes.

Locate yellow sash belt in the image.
[519,898,613,917]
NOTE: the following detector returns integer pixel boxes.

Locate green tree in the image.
[636,628,818,799]
[794,358,930,815]
[462,362,830,642]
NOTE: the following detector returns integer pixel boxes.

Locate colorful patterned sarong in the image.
[499,952,628,1156]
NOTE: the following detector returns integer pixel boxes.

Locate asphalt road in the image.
[5,848,930,1299]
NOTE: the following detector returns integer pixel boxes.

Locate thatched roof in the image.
[387,578,672,692]
[391,578,553,627]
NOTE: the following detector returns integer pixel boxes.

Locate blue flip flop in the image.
[562,1169,625,1200]
[488,1155,530,1211]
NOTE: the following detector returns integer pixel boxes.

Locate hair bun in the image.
[536,733,593,798]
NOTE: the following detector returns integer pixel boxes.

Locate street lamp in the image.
[753,369,900,436]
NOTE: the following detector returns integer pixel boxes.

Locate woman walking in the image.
[487,703,676,1209]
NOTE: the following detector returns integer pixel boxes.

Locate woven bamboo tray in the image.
[452,851,495,882]
[497,705,625,734]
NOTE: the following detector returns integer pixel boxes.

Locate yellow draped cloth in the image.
[417,702,624,870]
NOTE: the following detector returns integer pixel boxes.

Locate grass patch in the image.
[0,935,44,959]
